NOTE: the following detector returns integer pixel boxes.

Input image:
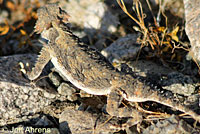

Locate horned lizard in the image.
[21,3,200,128]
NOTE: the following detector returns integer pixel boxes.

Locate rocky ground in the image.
[0,0,200,134]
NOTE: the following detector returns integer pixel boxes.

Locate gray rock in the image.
[101,34,140,63]
[48,70,63,87]
[49,128,60,134]
[126,60,173,77]
[60,0,100,28]
[160,72,195,96]
[59,107,118,134]
[84,2,119,38]
[57,83,78,102]
[184,0,200,62]
[143,115,198,134]
[35,115,54,127]
[60,0,119,51]
[0,54,61,126]
[94,38,107,51]
[43,91,57,99]
[61,0,119,36]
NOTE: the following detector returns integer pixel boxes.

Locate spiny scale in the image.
[26,4,200,124]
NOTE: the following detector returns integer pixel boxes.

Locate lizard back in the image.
[48,23,122,95]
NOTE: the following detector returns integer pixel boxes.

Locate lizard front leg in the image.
[106,89,143,130]
[26,46,51,80]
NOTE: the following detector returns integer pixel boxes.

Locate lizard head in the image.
[34,3,70,34]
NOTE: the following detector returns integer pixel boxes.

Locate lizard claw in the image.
[19,62,31,80]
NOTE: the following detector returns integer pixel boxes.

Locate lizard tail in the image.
[149,91,200,123]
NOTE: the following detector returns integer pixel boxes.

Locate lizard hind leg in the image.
[26,46,51,80]
[106,89,143,130]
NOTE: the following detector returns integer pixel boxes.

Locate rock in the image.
[143,115,198,134]
[160,72,196,96]
[60,0,99,28]
[48,70,63,87]
[84,2,119,38]
[49,128,60,134]
[101,34,140,63]
[61,0,119,35]
[60,0,119,51]
[184,0,200,62]
[94,38,107,51]
[78,96,105,113]
[185,94,200,110]
[59,107,118,134]
[126,60,173,77]
[43,91,57,99]
[57,83,78,102]
[35,115,54,127]
[0,54,61,126]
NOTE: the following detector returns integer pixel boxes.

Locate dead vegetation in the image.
[0,0,43,55]
[117,0,200,72]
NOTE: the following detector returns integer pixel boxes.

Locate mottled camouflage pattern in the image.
[27,4,200,128]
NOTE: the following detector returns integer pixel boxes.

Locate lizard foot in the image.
[107,90,143,130]
[110,115,143,131]
[19,62,31,80]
